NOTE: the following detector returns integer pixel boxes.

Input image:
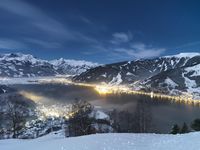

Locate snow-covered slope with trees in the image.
[144,54,200,99]
[74,52,200,84]
[0,53,99,77]
[74,53,200,98]
[1,131,200,150]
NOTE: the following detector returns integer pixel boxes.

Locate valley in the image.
[1,76,200,133]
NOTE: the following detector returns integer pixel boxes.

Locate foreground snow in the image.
[1,132,200,150]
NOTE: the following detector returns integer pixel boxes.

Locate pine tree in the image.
[67,100,95,137]
[180,122,189,134]
[191,119,200,131]
[170,124,180,134]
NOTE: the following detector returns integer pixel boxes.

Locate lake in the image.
[10,83,200,133]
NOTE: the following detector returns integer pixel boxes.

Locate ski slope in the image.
[1,132,200,150]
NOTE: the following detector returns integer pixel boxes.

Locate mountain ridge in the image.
[0,52,99,77]
[74,52,200,99]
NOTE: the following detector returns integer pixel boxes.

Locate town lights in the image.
[19,78,200,109]
[94,85,115,95]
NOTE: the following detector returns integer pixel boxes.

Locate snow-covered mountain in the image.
[74,53,200,84]
[50,58,99,75]
[74,52,200,98]
[0,53,99,77]
[144,54,200,98]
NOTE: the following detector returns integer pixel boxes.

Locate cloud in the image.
[79,16,94,25]
[109,31,165,60]
[0,0,97,46]
[130,43,146,50]
[0,39,26,49]
[0,0,77,40]
[113,43,165,59]
[111,32,132,44]
[25,38,62,49]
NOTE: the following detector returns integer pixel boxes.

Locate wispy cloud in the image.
[108,31,166,60]
[113,43,165,59]
[25,38,62,49]
[82,30,165,61]
[0,39,26,49]
[111,32,133,44]
[0,1,166,62]
[0,0,76,40]
[0,0,100,50]
[79,16,94,25]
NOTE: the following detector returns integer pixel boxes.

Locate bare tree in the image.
[109,99,153,133]
[109,109,135,133]
[133,99,153,133]
[6,101,26,138]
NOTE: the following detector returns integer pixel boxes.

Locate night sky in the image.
[0,0,200,63]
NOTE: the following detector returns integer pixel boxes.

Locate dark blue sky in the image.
[0,0,200,63]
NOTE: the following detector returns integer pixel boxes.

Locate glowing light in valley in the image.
[150,91,154,98]
[37,77,200,106]
[92,83,200,106]
[36,104,72,119]
[19,91,45,103]
[95,85,114,95]
[19,91,74,119]
[19,89,78,120]
[19,77,200,110]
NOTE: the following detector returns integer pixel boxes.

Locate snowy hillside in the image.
[0,53,99,77]
[74,52,200,84]
[74,52,200,98]
[1,131,200,150]
[144,55,200,99]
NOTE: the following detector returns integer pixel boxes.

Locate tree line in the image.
[170,119,200,134]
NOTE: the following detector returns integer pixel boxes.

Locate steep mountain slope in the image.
[74,53,200,98]
[144,55,200,98]
[0,53,99,77]
[74,53,200,85]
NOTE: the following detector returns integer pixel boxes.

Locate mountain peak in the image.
[50,58,99,67]
[0,52,100,77]
[0,52,42,64]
